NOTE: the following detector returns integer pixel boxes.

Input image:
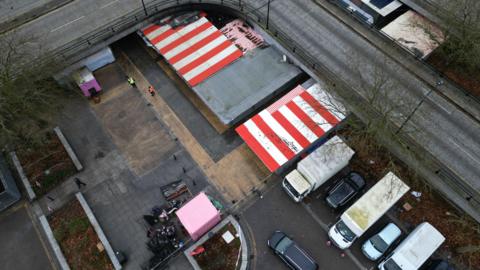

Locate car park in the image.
[267,231,318,270]
[325,171,366,209]
[362,223,402,261]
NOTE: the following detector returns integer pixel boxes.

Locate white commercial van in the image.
[378,222,445,270]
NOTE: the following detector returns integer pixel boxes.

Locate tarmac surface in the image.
[0,203,53,270]
[242,179,362,270]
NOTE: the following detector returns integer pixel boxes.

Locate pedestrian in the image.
[126,76,136,88]
[74,177,87,189]
[148,85,156,97]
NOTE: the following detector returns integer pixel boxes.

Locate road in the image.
[4,0,158,51]
[244,0,480,206]
[0,203,54,270]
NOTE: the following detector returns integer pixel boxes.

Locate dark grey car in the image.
[267,231,318,270]
[325,172,366,209]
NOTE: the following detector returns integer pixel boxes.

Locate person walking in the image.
[74,177,87,189]
[127,76,136,88]
[148,85,156,97]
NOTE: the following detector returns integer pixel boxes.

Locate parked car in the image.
[267,231,318,270]
[325,172,366,209]
[362,223,402,261]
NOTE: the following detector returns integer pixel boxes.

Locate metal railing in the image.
[41,0,480,212]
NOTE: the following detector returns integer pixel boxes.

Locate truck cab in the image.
[282,170,312,202]
[328,219,357,249]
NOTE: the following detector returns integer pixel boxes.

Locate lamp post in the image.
[141,0,147,16]
[266,0,271,29]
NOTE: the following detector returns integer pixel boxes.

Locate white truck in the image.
[378,222,445,270]
[328,172,410,249]
[282,136,355,202]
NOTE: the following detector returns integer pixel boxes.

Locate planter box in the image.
[185,215,248,270]
[11,127,83,199]
[43,193,121,270]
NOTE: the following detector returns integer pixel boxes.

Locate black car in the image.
[267,231,318,270]
[325,172,366,209]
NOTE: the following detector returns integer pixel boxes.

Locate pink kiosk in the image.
[73,67,102,97]
[176,192,221,241]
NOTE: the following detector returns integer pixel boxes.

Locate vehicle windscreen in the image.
[370,235,388,253]
[336,220,356,241]
[384,259,402,270]
[276,236,293,253]
[284,180,301,198]
[330,182,355,202]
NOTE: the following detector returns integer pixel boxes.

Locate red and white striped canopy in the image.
[142,17,243,86]
[236,84,346,172]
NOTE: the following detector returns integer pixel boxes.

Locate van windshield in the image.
[336,220,356,241]
[283,180,301,198]
[383,259,401,270]
[370,235,388,253]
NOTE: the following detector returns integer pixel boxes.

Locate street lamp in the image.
[266,0,271,29]
[141,0,147,16]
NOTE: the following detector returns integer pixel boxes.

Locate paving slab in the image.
[115,36,243,162]
[93,63,177,176]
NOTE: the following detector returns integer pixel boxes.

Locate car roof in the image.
[285,243,318,270]
[347,172,366,188]
[378,223,402,244]
[328,181,355,204]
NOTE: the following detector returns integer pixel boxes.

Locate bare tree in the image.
[434,0,480,74]
[0,32,70,149]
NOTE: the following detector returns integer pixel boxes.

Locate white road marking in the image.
[449,138,480,164]
[301,203,368,270]
[101,0,119,9]
[50,15,85,32]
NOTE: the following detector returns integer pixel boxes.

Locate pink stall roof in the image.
[176,192,221,241]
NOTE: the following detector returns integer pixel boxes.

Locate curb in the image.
[39,215,71,270]
[76,192,122,270]
[54,127,83,171]
[10,151,36,201]
[184,215,248,270]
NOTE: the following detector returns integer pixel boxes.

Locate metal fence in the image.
[43,0,480,212]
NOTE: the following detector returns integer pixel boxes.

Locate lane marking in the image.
[100,0,119,9]
[302,203,368,270]
[50,15,84,32]
[449,138,480,164]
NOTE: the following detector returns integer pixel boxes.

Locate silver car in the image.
[362,223,402,261]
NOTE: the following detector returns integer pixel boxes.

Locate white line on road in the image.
[302,203,368,270]
[50,15,85,32]
[449,138,480,164]
[101,0,119,9]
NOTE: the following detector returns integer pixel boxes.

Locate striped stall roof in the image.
[236,84,346,172]
[142,17,243,86]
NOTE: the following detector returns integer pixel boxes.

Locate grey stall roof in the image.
[193,45,303,126]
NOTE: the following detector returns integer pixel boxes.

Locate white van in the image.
[378,222,445,270]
